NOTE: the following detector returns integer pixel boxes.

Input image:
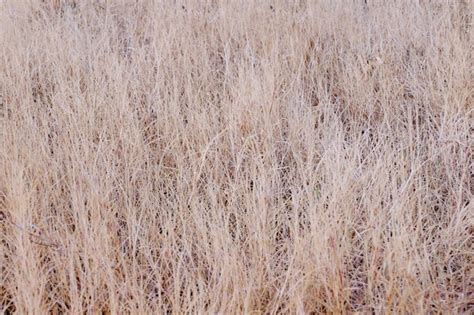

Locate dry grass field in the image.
[0,0,473,313]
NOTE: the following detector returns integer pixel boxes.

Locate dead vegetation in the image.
[0,0,472,313]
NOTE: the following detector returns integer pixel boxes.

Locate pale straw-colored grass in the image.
[0,0,472,313]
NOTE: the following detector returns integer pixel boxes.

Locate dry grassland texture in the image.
[0,0,473,313]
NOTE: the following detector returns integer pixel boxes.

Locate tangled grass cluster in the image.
[0,0,472,313]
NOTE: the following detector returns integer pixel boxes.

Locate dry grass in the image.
[0,0,473,313]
